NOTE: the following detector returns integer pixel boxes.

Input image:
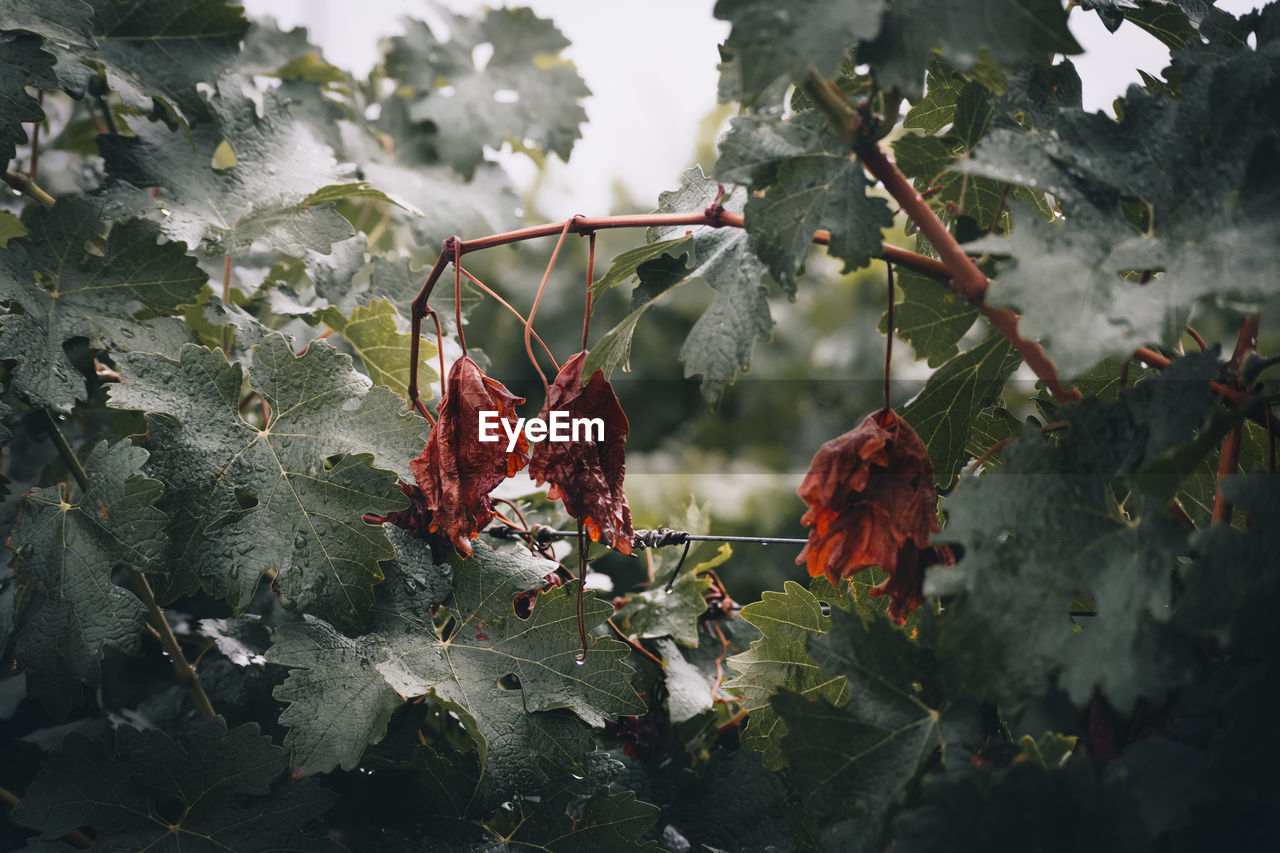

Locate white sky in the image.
[242,0,1265,218]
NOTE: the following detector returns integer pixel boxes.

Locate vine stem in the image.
[3,170,55,208]
[606,617,664,668]
[220,255,233,354]
[453,239,466,355]
[883,261,895,413]
[1212,426,1243,525]
[716,708,749,735]
[582,231,597,351]
[488,524,808,547]
[39,409,217,722]
[406,211,949,415]
[0,785,94,849]
[575,522,589,662]
[456,265,558,370]
[856,142,1081,404]
[1132,346,1277,433]
[527,217,579,394]
[1212,316,1261,525]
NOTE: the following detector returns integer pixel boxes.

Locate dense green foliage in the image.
[2,0,1278,850]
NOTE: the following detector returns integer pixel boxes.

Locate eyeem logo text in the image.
[478,410,604,452]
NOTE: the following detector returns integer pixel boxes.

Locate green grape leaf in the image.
[615,544,731,648]
[589,236,694,300]
[628,747,795,853]
[930,353,1222,709]
[717,111,894,292]
[773,607,975,846]
[8,440,163,712]
[405,744,657,851]
[0,33,55,165]
[0,197,205,410]
[997,57,1084,129]
[656,636,717,724]
[266,619,405,776]
[270,540,643,806]
[1082,1,1208,50]
[608,498,726,650]
[669,167,774,405]
[902,63,965,134]
[337,98,521,251]
[952,81,994,151]
[581,249,698,383]
[0,0,94,48]
[261,526,451,776]
[891,133,960,185]
[581,303,647,382]
[716,0,1077,104]
[725,579,849,770]
[713,0,886,107]
[300,182,411,210]
[107,335,422,625]
[49,0,249,129]
[960,27,1280,377]
[498,790,661,853]
[237,17,348,85]
[859,0,1081,93]
[962,405,1024,468]
[901,333,1022,489]
[585,168,772,406]
[894,73,1055,236]
[1177,474,1280,653]
[316,298,438,401]
[616,570,712,650]
[879,268,977,368]
[265,235,367,319]
[12,719,339,851]
[889,744,1185,852]
[385,6,589,177]
[0,211,26,246]
[98,81,364,258]
[1172,419,1270,529]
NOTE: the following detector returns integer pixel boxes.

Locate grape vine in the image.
[1,1,1278,850]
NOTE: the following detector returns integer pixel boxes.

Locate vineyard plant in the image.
[2,0,1279,850]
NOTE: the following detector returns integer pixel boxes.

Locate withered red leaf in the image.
[410,355,529,555]
[528,350,634,554]
[383,481,452,564]
[865,540,956,625]
[795,408,952,624]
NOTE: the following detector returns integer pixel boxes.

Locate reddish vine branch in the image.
[1133,345,1277,434]
[856,143,1081,404]
[1212,426,1243,525]
[1212,316,1262,524]
[406,211,953,415]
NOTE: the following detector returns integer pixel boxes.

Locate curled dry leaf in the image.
[410,355,530,555]
[383,481,452,564]
[796,408,955,624]
[529,350,634,554]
